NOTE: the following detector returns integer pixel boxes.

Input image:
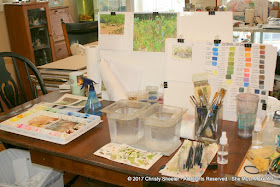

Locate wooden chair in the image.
[0,52,47,113]
[62,21,98,56]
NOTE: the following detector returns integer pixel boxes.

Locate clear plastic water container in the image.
[101,100,150,145]
[140,104,183,152]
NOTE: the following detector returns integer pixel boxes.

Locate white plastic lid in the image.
[220,131,228,145]
[254,118,262,131]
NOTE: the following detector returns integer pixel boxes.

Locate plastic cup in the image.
[236,93,259,139]
[69,71,85,96]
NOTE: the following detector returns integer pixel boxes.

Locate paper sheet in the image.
[177,12,233,42]
[54,94,88,109]
[94,143,162,170]
[98,12,133,51]
[100,50,166,89]
[165,39,205,82]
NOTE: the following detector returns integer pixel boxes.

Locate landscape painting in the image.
[172,46,192,60]
[134,13,177,52]
[100,14,125,35]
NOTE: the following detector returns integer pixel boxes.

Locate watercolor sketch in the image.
[100,14,125,35]
[28,115,58,127]
[46,119,78,132]
[71,100,87,107]
[55,97,79,105]
[172,46,192,60]
[134,13,177,52]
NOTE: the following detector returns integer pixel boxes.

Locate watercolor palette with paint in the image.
[0,103,102,144]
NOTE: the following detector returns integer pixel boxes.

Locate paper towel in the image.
[86,45,101,93]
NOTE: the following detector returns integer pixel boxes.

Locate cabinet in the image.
[5,2,56,66]
[50,6,73,60]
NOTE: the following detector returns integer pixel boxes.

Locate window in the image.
[134,0,185,12]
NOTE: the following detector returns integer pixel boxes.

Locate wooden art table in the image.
[0,91,251,187]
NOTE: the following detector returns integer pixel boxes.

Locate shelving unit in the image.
[5,2,56,66]
[4,2,56,100]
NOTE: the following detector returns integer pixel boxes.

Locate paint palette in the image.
[0,103,102,144]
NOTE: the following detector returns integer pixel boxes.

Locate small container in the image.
[146,86,158,104]
[140,104,183,153]
[137,90,148,102]
[101,100,150,145]
[195,106,223,142]
[157,83,164,104]
[127,91,138,101]
[252,118,263,149]
[273,110,280,128]
[217,131,229,165]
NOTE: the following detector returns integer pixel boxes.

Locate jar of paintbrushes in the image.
[191,88,226,142]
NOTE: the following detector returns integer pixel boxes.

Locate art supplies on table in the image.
[191,88,226,142]
[164,39,277,122]
[159,140,218,182]
[79,77,103,116]
[235,145,280,186]
[94,143,162,170]
[0,103,102,144]
[54,94,89,109]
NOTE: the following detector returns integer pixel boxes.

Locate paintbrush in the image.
[192,95,199,106]
[199,88,227,137]
[190,96,198,107]
[198,89,206,107]
[217,88,226,106]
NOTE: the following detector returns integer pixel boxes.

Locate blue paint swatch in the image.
[212,48,218,52]
[212,57,218,61]
[214,43,219,47]
[255,89,260,94]
[213,52,219,56]
[212,62,217,66]
[244,82,250,87]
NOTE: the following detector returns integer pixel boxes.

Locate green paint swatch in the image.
[228,57,234,61]
[229,52,235,57]
[227,70,234,75]
[230,47,236,51]
[228,62,234,66]
[226,75,231,79]
[228,66,234,71]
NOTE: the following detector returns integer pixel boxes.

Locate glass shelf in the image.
[33,45,50,51]
[30,25,47,29]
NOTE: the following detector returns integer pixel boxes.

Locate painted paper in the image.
[133,13,177,52]
[94,143,162,170]
[100,14,125,35]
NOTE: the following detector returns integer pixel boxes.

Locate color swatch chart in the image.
[204,42,277,113]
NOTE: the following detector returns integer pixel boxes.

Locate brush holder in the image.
[194,106,223,142]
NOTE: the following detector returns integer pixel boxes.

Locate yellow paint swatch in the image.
[213,70,218,76]
[245,53,251,57]
[10,117,20,122]
[226,80,232,85]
